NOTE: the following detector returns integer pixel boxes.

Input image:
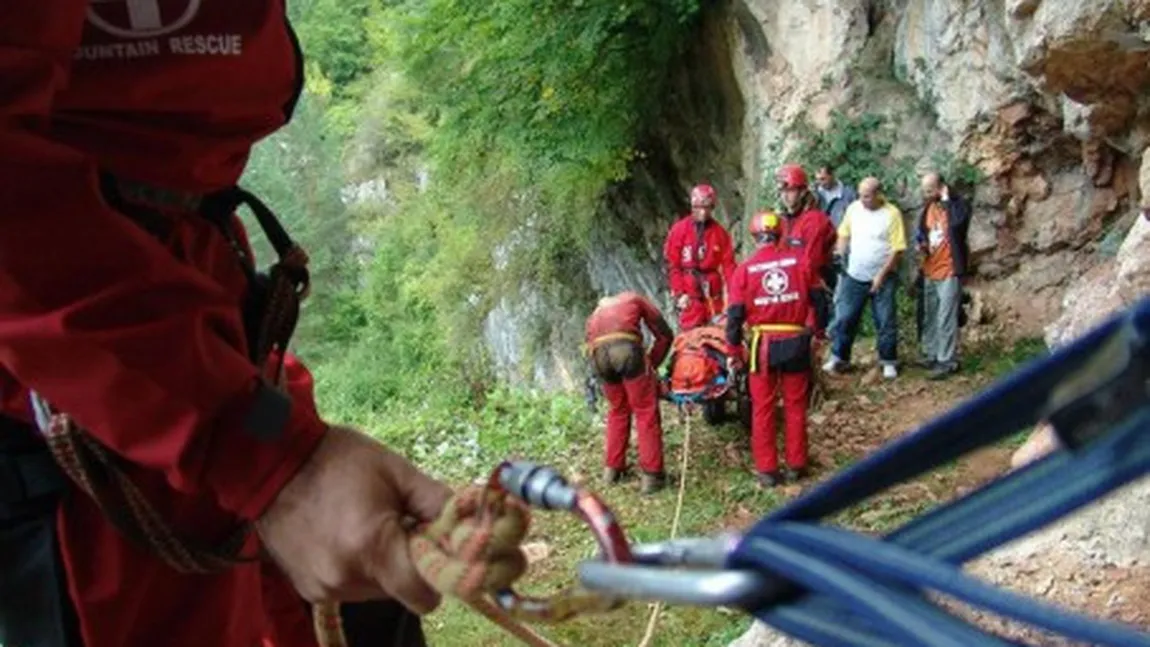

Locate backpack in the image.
[668,325,729,395]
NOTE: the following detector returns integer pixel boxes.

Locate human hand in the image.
[870,276,883,293]
[256,426,452,614]
[726,355,743,374]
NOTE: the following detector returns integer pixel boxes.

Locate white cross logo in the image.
[88,0,201,38]
[762,268,789,295]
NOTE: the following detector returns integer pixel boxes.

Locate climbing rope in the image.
[312,483,560,647]
[636,406,694,647]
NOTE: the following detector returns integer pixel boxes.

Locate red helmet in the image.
[776,164,808,189]
[749,210,782,240]
[690,184,717,208]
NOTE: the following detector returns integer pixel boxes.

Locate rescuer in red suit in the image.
[773,164,836,337]
[0,3,449,647]
[584,292,674,495]
[725,212,827,487]
[663,184,737,331]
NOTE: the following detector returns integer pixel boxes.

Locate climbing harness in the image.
[27,178,312,575]
[747,323,807,374]
[583,331,643,355]
[576,294,1150,645]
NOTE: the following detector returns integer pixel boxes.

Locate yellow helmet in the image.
[749,210,781,241]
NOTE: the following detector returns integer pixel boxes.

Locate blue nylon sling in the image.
[728,294,1150,646]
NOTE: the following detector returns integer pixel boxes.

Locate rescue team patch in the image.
[761,267,789,296]
[77,0,245,60]
[749,258,800,306]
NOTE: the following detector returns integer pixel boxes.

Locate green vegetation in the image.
[244,0,704,422]
[963,335,1049,379]
[760,109,983,212]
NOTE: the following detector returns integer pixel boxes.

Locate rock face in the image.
[723,0,1150,334]
[1045,148,1150,347]
[482,8,747,384]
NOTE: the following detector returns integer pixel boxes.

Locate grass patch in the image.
[414,408,777,646]
[963,336,1048,380]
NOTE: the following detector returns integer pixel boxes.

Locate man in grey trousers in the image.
[915,173,971,380]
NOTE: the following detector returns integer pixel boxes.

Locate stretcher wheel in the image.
[737,395,752,431]
[702,400,725,426]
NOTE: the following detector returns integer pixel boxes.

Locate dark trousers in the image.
[831,274,899,364]
[0,417,83,647]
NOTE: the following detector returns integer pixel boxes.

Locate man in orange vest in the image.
[725,212,826,487]
[585,292,674,494]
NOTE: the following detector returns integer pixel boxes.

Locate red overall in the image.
[0,3,326,646]
[585,293,672,475]
[727,244,817,475]
[778,204,835,334]
[663,216,736,330]
[779,205,836,276]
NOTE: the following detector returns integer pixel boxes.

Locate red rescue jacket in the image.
[780,203,836,278]
[662,215,737,304]
[0,2,322,646]
[725,243,819,368]
[585,292,673,368]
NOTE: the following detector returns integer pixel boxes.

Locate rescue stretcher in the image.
[657,322,751,428]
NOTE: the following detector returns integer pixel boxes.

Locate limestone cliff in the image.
[725,0,1150,333]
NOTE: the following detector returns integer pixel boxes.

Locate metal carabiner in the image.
[577,533,790,610]
[486,461,633,623]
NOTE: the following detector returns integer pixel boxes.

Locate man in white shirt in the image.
[824,177,906,379]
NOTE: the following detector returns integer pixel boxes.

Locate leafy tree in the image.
[240,92,360,363]
[253,0,706,422]
[292,0,377,96]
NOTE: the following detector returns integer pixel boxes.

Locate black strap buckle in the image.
[98,173,311,371]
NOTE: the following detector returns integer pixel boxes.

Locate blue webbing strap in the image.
[740,407,1150,646]
[729,296,1150,646]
